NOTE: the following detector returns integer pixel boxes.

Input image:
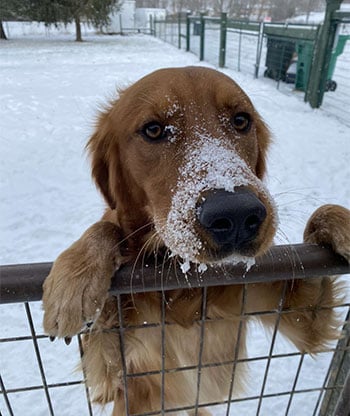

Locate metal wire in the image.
[78,334,94,416]
[161,290,166,415]
[194,286,208,415]
[256,280,289,415]
[24,302,54,416]
[225,284,247,415]
[0,252,349,416]
[285,353,305,415]
[0,373,14,416]
[117,293,131,415]
[1,303,349,415]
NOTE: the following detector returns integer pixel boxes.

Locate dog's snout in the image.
[197,189,267,250]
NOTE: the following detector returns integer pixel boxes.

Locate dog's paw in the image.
[43,221,122,339]
[304,204,350,262]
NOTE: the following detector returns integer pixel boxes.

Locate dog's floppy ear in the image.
[255,117,271,179]
[87,108,117,210]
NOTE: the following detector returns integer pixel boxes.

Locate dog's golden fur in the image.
[42,67,349,415]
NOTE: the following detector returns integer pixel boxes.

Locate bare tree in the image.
[212,0,242,17]
[256,0,271,20]
[166,0,325,19]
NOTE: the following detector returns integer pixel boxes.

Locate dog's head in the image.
[88,67,277,265]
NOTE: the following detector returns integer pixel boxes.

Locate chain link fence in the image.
[153,9,350,126]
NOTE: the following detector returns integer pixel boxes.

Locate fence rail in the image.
[0,244,349,416]
[1,244,349,303]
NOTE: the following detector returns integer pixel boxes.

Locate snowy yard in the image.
[0,25,349,416]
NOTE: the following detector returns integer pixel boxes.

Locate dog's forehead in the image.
[130,67,253,113]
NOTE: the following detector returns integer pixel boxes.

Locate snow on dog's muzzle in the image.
[156,132,277,267]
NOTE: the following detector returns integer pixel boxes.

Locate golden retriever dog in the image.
[42,67,350,415]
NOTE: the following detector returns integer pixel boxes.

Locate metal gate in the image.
[1,244,349,415]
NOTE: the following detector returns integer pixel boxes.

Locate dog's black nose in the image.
[197,189,267,250]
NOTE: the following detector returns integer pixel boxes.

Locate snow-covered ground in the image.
[0,23,349,416]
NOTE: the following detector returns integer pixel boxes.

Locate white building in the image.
[135,8,166,30]
[107,1,136,33]
[106,1,166,33]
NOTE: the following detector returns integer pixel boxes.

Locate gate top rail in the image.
[0,244,349,304]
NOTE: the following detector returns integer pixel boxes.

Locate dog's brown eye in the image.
[232,112,251,133]
[142,122,165,141]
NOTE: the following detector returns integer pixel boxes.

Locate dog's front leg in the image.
[43,221,123,340]
[248,204,349,353]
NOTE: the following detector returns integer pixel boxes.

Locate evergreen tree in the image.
[0,0,31,39]
[32,0,121,41]
[3,0,121,41]
[56,0,121,41]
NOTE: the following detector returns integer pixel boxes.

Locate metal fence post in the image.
[255,21,265,78]
[119,14,123,36]
[318,310,350,416]
[186,13,190,52]
[238,25,242,71]
[219,12,227,68]
[305,0,342,108]
[178,12,181,49]
[200,13,205,61]
[150,14,154,36]
[154,17,157,38]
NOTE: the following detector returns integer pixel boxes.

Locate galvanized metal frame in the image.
[0,244,349,415]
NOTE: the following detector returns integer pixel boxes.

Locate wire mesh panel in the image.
[0,245,349,416]
[154,18,185,51]
[226,28,261,76]
[0,302,93,416]
[202,20,221,68]
[188,18,201,59]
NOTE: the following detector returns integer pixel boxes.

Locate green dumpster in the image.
[326,34,350,91]
[264,37,296,81]
[294,34,349,92]
[295,41,314,91]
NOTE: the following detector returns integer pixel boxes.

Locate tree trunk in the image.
[74,15,82,42]
[0,21,7,40]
